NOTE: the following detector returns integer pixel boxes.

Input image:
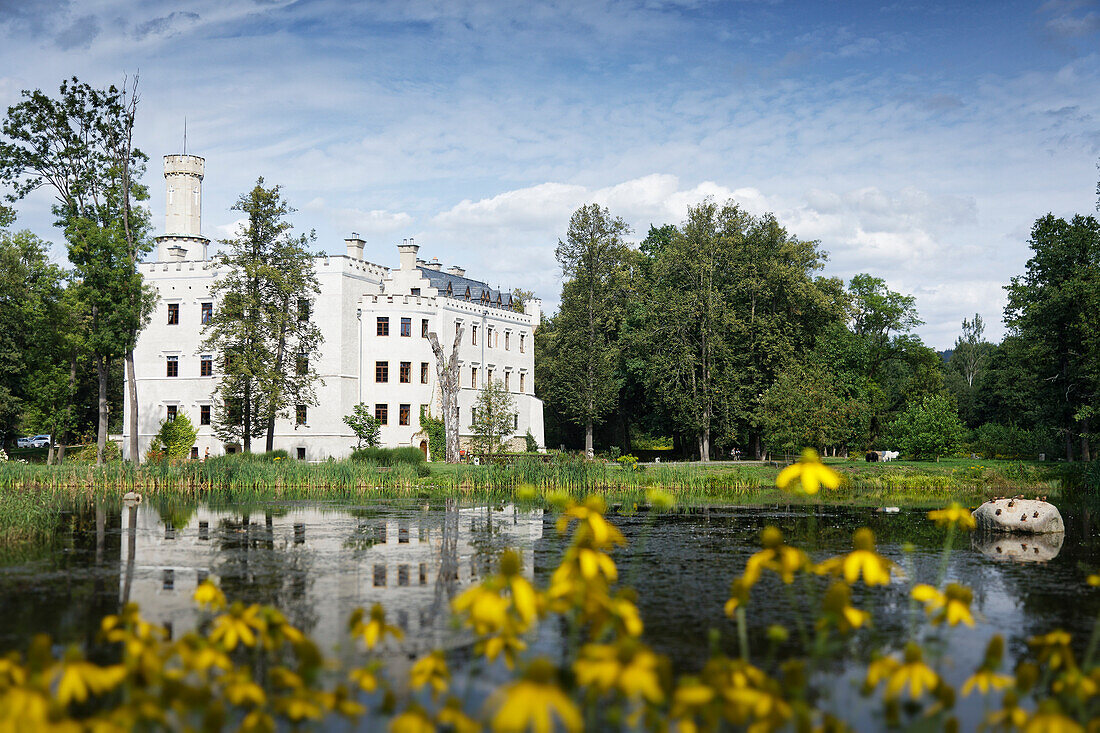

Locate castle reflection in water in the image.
[118,502,545,660]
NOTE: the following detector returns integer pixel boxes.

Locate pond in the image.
[1,497,1097,729]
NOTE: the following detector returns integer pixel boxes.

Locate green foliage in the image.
[343,403,381,449]
[150,413,199,461]
[201,178,322,452]
[71,440,121,463]
[349,446,425,466]
[469,379,517,456]
[524,429,538,453]
[889,393,966,460]
[549,203,632,453]
[420,407,446,461]
[1003,212,1100,461]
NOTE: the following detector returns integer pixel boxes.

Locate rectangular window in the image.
[400,361,411,383]
[520,334,526,353]
[514,414,518,431]
[373,565,386,587]
[297,298,309,322]
[200,356,213,377]
[399,403,410,426]
[471,367,478,389]
[472,325,478,345]
[375,404,388,425]
[400,317,411,337]
[421,319,429,338]
[420,362,429,384]
[296,353,308,375]
[505,332,510,350]
[167,303,179,325]
[411,288,421,297]
[377,317,389,336]
[504,372,510,391]
[200,405,211,425]
[420,405,429,426]
[166,355,178,377]
[487,328,492,348]
[166,405,177,422]
[419,563,427,585]
[201,302,212,325]
[297,447,306,460]
[296,405,307,425]
[520,373,526,393]
[375,361,388,383]
[190,446,199,460]
[488,368,494,384]
[398,565,409,586]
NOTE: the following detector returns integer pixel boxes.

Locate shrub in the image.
[349,446,425,466]
[889,394,965,460]
[524,430,538,453]
[149,414,199,461]
[70,441,122,463]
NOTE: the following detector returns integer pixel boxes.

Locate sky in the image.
[1,0,1099,348]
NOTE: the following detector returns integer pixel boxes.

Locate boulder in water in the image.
[972,532,1063,562]
[972,498,1063,534]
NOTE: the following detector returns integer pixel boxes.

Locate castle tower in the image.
[155,154,210,261]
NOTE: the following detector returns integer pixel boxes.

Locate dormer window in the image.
[464,286,471,301]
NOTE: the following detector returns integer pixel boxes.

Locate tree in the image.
[343,403,381,449]
[553,204,631,456]
[149,412,198,461]
[847,274,923,379]
[201,179,322,452]
[1004,213,1100,461]
[427,324,464,463]
[510,288,534,313]
[470,379,516,457]
[889,393,965,460]
[0,76,155,464]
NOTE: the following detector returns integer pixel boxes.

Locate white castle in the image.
[123,154,545,461]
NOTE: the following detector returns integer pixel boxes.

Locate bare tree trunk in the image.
[585,419,594,457]
[700,427,710,462]
[96,355,109,465]
[126,350,139,462]
[266,306,288,452]
[428,326,464,463]
[47,441,56,465]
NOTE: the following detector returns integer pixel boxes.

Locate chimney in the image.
[446,265,465,277]
[345,232,365,259]
[397,239,419,271]
[424,257,442,271]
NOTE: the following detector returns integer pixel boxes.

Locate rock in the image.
[972,498,1064,534]
[972,532,1063,562]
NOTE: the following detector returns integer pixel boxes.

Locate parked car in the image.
[16,435,51,448]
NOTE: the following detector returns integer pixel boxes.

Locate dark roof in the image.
[417,267,514,309]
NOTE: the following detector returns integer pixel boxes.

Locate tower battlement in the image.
[158,154,208,261]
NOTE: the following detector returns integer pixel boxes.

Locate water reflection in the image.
[972,532,1064,562]
[118,502,543,663]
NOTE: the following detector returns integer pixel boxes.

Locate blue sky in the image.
[2,0,1099,348]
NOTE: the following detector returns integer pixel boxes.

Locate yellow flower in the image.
[488,659,582,733]
[210,603,267,650]
[1023,700,1084,733]
[500,550,540,628]
[743,527,811,586]
[193,579,227,611]
[724,575,752,618]
[438,697,482,733]
[409,651,449,698]
[983,689,1029,731]
[481,631,527,669]
[961,668,1013,696]
[927,503,977,531]
[350,666,379,693]
[573,641,664,704]
[1028,630,1075,671]
[223,672,267,707]
[911,583,975,627]
[885,643,939,700]
[776,449,841,495]
[453,584,511,635]
[1088,574,1100,587]
[646,488,675,511]
[670,678,715,724]
[390,705,436,733]
[555,496,625,550]
[817,581,870,635]
[54,658,126,705]
[863,655,901,694]
[815,529,895,586]
[349,604,404,650]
